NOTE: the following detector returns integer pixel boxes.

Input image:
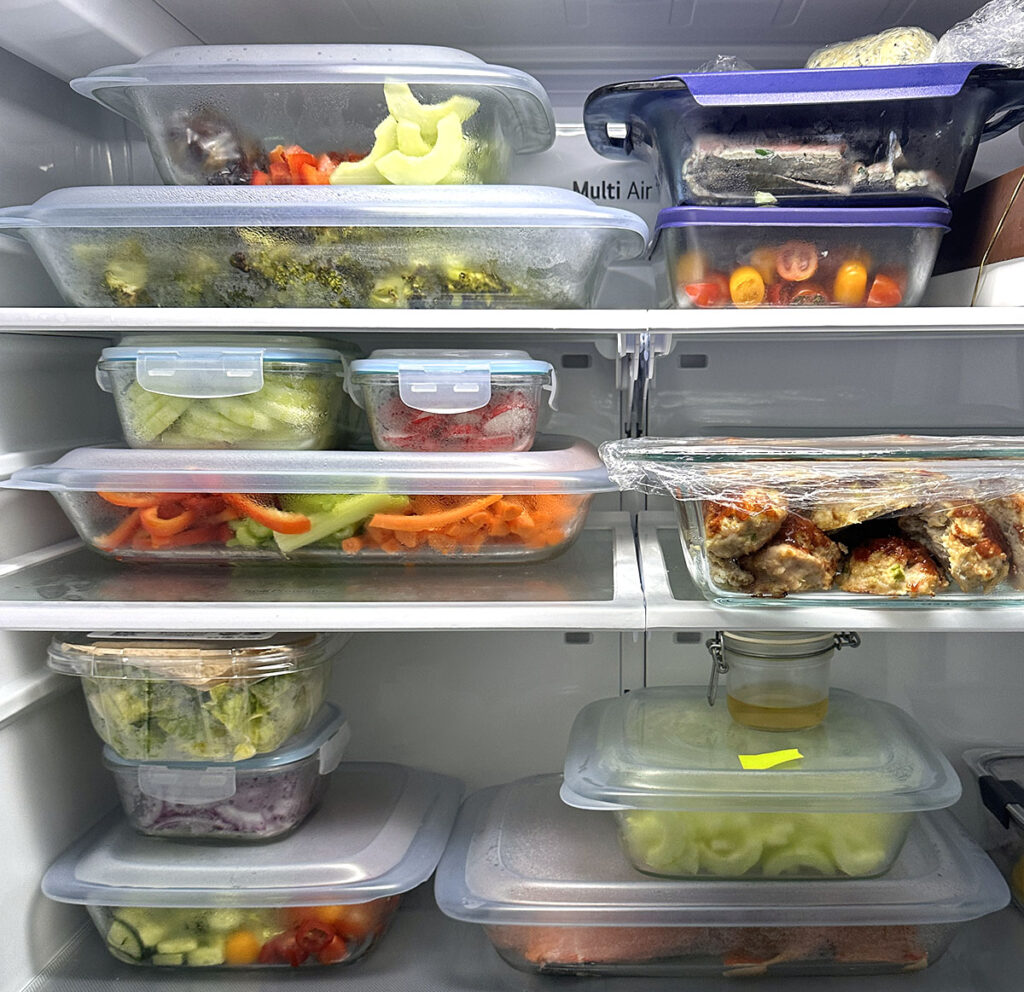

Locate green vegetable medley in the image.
[82,665,327,761]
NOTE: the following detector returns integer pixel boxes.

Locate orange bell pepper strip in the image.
[251,169,271,185]
[139,504,196,539]
[221,493,311,535]
[94,508,143,551]
[300,162,330,185]
[370,494,503,532]
[97,491,172,508]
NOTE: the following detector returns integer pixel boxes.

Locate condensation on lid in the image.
[434,774,1008,927]
[42,763,462,907]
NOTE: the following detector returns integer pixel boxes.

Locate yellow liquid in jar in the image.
[726,684,829,732]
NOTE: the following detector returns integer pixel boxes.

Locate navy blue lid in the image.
[654,205,952,237]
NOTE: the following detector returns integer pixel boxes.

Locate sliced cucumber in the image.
[396,119,432,156]
[151,953,185,966]
[383,82,479,141]
[156,936,200,955]
[107,919,145,961]
[203,909,245,933]
[186,944,226,967]
[375,112,466,185]
[329,116,397,185]
[762,843,836,877]
[123,382,190,442]
[208,396,286,433]
[111,908,167,949]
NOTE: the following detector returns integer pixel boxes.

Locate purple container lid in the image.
[654,205,952,238]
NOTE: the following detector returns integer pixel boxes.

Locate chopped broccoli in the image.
[104,252,152,307]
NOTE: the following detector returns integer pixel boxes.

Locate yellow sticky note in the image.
[738,748,803,770]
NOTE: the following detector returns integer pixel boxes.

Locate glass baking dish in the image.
[5,436,612,565]
[48,632,336,761]
[104,703,350,841]
[97,335,354,449]
[435,774,1007,977]
[584,63,1024,206]
[71,44,555,187]
[654,206,949,308]
[43,762,461,968]
[0,186,648,309]
[562,686,960,879]
[348,349,555,452]
[601,434,1024,606]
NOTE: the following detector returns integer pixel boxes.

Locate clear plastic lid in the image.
[351,349,552,376]
[48,632,332,683]
[562,687,960,813]
[435,774,1008,927]
[964,748,1024,838]
[71,44,556,155]
[102,704,351,806]
[0,186,648,247]
[5,436,613,496]
[43,762,462,907]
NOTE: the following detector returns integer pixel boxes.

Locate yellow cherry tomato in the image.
[833,260,868,306]
[675,250,708,286]
[729,265,766,308]
[748,246,778,285]
[224,929,262,966]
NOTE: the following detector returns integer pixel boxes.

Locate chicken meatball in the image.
[739,515,844,597]
[702,488,787,559]
[984,494,1024,590]
[837,535,948,597]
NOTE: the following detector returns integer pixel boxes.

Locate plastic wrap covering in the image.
[806,28,937,68]
[692,55,754,73]
[931,0,1024,69]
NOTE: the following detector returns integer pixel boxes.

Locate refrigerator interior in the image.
[2,1,1024,990]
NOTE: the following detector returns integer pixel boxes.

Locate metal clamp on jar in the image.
[706,630,860,732]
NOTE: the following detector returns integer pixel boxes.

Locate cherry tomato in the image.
[674,250,708,286]
[866,273,903,307]
[764,282,787,306]
[223,930,262,966]
[832,261,868,306]
[683,272,729,308]
[294,919,335,954]
[728,265,766,308]
[788,283,831,306]
[317,934,350,965]
[776,241,819,282]
[258,932,308,968]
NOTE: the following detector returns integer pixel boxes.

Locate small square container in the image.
[584,63,1024,206]
[5,436,611,565]
[71,45,555,187]
[43,762,461,969]
[348,349,555,452]
[104,702,351,842]
[47,632,336,761]
[0,186,648,309]
[964,748,1024,913]
[601,434,1024,606]
[654,206,949,309]
[562,686,960,880]
[435,774,1007,978]
[97,335,354,449]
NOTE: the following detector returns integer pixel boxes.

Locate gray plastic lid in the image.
[562,687,960,813]
[964,747,1024,837]
[102,704,351,806]
[43,762,462,907]
[4,435,614,496]
[351,349,552,376]
[70,44,556,154]
[434,774,1008,927]
[0,186,648,254]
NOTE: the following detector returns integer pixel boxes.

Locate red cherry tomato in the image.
[776,241,819,282]
[317,934,350,965]
[683,272,729,308]
[866,273,904,307]
[258,932,309,968]
[788,283,831,306]
[294,919,334,954]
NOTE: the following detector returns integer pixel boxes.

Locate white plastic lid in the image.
[562,687,960,813]
[434,774,1008,927]
[43,762,461,907]
[350,349,555,414]
[48,632,331,682]
[102,703,351,805]
[4,436,614,496]
[71,44,556,155]
[0,186,649,250]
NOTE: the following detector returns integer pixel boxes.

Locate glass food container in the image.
[705,630,860,732]
[600,434,1024,607]
[583,63,1024,206]
[97,335,354,449]
[104,703,350,842]
[0,186,648,309]
[964,748,1024,913]
[6,436,611,565]
[71,44,556,187]
[348,349,556,452]
[47,632,336,761]
[42,763,461,968]
[435,774,1008,978]
[654,206,949,309]
[562,686,960,879]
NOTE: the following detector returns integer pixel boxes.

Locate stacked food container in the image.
[581,61,1024,307]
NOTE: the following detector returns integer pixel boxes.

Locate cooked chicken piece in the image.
[807,485,920,533]
[702,488,787,559]
[708,554,754,592]
[739,515,844,597]
[900,504,1010,593]
[837,535,948,598]
[984,494,1024,590]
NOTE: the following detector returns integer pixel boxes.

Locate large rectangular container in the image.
[0,186,648,309]
[562,687,960,880]
[583,63,1024,206]
[6,436,611,564]
[435,774,1007,978]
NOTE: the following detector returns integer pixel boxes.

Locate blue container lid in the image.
[654,205,952,239]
